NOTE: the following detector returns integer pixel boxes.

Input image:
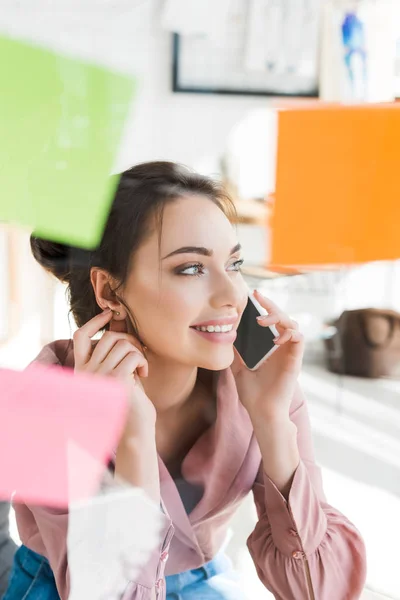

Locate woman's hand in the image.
[232,290,304,422]
[73,309,156,438]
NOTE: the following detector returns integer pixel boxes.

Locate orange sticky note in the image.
[270,104,400,267]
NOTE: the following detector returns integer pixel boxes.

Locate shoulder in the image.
[30,339,75,369]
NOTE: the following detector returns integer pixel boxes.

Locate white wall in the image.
[0,0,270,176]
[115,0,273,173]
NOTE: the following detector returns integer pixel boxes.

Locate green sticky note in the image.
[0,35,135,248]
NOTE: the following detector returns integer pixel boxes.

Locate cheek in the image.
[161,297,194,328]
[238,283,249,315]
[240,291,248,311]
[135,284,198,337]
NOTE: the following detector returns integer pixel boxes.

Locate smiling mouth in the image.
[192,324,234,333]
[190,323,237,344]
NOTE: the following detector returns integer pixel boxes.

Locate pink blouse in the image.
[14,340,367,599]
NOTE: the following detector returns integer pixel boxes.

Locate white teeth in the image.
[195,324,233,333]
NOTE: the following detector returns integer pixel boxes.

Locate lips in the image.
[191,316,238,328]
[191,326,237,344]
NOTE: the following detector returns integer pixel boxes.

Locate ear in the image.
[90,268,128,325]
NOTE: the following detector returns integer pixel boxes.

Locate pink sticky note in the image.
[0,364,128,507]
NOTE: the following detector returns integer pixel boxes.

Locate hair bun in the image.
[30,236,71,283]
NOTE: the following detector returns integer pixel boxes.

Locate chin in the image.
[197,347,234,371]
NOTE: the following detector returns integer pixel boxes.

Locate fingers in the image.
[256,312,299,333]
[112,351,149,379]
[254,290,301,346]
[74,314,147,384]
[256,313,280,327]
[73,310,113,368]
[253,289,281,315]
[93,338,148,378]
[90,331,141,365]
[274,328,303,346]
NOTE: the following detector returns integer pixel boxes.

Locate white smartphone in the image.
[234,291,280,370]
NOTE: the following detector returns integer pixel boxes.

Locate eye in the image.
[227,258,244,272]
[176,262,205,276]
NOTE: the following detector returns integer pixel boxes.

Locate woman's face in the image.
[123,195,248,371]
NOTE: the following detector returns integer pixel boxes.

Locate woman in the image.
[4,162,366,599]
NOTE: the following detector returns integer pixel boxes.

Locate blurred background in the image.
[1,1,400,598]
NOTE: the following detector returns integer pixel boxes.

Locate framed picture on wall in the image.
[172,0,321,98]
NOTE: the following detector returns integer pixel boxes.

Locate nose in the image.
[209,270,247,311]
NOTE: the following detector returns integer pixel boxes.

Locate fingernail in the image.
[256,315,267,321]
[273,336,280,342]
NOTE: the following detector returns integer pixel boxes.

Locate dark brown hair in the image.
[31,161,236,337]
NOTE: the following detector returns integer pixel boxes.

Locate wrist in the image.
[251,416,299,500]
[115,426,160,503]
[251,416,297,442]
[117,435,153,460]
[248,407,293,428]
[120,419,156,448]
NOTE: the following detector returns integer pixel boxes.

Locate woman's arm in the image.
[115,422,160,505]
[22,425,172,600]
[24,407,171,599]
[250,416,299,501]
[246,385,367,600]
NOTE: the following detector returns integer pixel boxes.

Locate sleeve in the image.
[24,346,175,599]
[246,385,367,600]
[26,483,174,600]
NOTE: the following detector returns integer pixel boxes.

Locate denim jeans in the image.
[3,544,247,600]
[165,552,247,600]
[0,502,17,599]
[2,545,59,600]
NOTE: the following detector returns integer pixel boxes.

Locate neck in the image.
[141,354,199,418]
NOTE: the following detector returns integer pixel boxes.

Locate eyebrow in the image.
[162,243,242,260]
